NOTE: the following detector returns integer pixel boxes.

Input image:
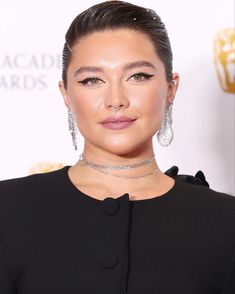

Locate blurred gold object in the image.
[28,162,65,175]
[214,28,235,93]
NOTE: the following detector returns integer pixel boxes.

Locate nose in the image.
[104,82,129,110]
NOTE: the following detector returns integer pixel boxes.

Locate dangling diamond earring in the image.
[157,102,174,146]
[68,109,78,151]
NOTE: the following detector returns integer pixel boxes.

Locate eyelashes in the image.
[78,77,101,86]
[78,72,155,86]
[130,73,155,81]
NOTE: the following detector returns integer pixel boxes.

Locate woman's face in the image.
[59,28,179,156]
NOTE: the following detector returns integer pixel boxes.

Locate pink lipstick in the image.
[100,116,136,130]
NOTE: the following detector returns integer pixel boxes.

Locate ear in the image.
[58,81,71,109]
[166,73,180,105]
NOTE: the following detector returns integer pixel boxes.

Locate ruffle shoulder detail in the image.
[164,166,210,188]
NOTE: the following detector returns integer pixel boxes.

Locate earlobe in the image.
[167,73,180,104]
[172,79,177,86]
[58,81,70,108]
[171,73,180,90]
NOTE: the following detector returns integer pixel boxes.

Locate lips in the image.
[101,121,135,130]
[101,116,136,124]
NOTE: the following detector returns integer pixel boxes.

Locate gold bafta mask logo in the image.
[28,162,65,175]
[214,28,235,93]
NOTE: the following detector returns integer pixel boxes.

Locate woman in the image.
[0,1,234,293]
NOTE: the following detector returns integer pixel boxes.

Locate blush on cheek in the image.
[150,100,165,127]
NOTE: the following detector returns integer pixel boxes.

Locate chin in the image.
[100,141,150,158]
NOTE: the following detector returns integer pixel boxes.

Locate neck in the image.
[70,146,165,192]
[81,140,156,166]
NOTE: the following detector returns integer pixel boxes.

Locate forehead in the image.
[71,28,158,61]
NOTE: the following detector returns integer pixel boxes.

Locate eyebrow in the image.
[73,60,156,76]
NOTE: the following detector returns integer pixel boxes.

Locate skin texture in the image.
[59,28,180,200]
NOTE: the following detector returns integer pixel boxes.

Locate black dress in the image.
[0,166,234,294]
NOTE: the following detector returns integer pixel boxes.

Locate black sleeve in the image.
[0,238,16,294]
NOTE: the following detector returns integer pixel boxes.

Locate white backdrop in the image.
[0,0,234,195]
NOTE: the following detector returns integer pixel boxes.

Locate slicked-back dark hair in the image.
[62,0,173,87]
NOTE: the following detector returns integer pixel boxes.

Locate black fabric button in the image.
[100,197,120,215]
[100,252,119,269]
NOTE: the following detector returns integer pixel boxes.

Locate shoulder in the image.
[166,165,235,208]
[0,166,68,207]
[177,176,235,202]
[173,177,235,229]
[0,166,66,190]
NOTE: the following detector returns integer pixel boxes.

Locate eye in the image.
[78,77,104,86]
[128,72,154,81]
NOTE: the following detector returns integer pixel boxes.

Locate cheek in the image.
[69,88,97,116]
[131,86,166,120]
[69,91,101,133]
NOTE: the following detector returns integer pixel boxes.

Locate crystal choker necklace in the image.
[79,153,155,170]
[78,153,160,180]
